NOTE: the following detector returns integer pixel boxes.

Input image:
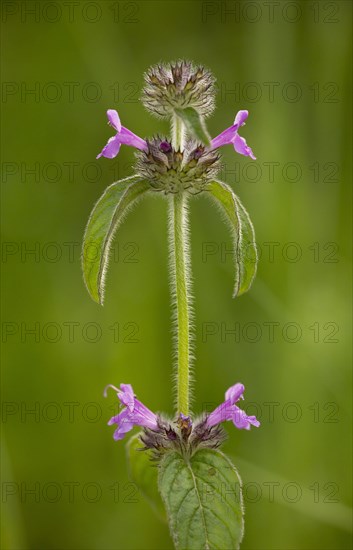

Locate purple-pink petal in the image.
[105,382,158,441]
[233,134,256,160]
[118,127,148,151]
[210,124,238,149]
[210,109,256,160]
[231,406,259,430]
[118,383,135,411]
[97,135,121,159]
[108,407,129,427]
[206,403,231,426]
[206,382,260,431]
[234,110,249,126]
[108,415,119,426]
[113,421,134,440]
[107,109,121,131]
[97,110,147,159]
[247,415,260,428]
[132,400,159,430]
[225,383,244,404]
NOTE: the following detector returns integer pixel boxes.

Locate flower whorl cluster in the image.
[135,137,220,194]
[140,415,227,460]
[105,383,259,458]
[97,61,256,192]
[142,60,216,118]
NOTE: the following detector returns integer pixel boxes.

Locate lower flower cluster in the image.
[96,108,256,196]
[105,383,260,458]
[140,415,227,459]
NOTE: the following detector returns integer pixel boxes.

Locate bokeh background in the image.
[1,1,352,549]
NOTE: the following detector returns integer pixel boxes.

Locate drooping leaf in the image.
[174,107,211,146]
[82,176,150,304]
[126,433,166,521]
[206,179,257,296]
[159,449,244,550]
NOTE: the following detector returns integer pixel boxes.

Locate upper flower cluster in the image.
[97,107,255,194]
[97,108,255,163]
[141,60,216,118]
[96,61,256,195]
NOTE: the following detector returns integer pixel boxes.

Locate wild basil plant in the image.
[82,61,260,550]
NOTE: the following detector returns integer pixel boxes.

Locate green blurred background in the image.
[1,1,352,548]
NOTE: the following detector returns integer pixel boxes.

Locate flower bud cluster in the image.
[142,60,215,118]
[135,137,220,195]
[140,415,226,460]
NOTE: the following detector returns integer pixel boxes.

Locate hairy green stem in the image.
[172,114,185,151]
[169,193,191,415]
[169,114,191,415]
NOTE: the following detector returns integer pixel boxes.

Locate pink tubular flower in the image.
[104,383,158,441]
[206,382,260,430]
[97,110,148,159]
[210,110,256,160]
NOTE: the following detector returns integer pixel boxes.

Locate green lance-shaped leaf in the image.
[206,179,257,297]
[82,176,150,304]
[174,107,211,146]
[159,449,244,550]
[126,433,166,521]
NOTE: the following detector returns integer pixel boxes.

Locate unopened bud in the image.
[142,60,216,119]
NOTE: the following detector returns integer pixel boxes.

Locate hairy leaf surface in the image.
[159,449,244,549]
[82,176,149,304]
[126,433,166,520]
[207,180,257,296]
